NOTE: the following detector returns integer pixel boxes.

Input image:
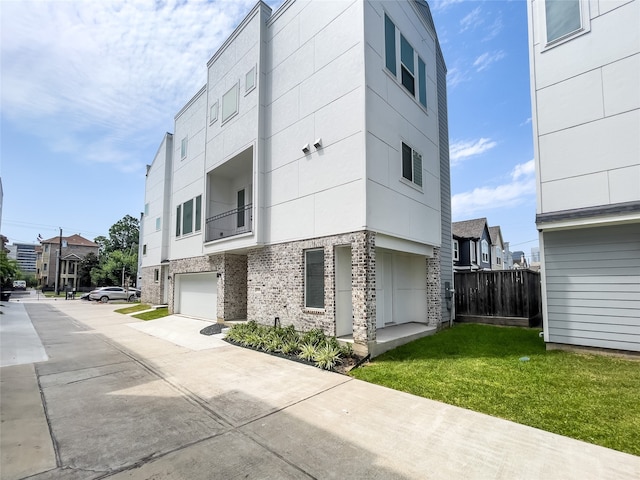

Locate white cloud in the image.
[433,0,465,11]
[452,160,536,218]
[473,50,506,72]
[0,0,282,172]
[450,138,498,165]
[520,117,532,126]
[483,16,503,41]
[460,7,483,33]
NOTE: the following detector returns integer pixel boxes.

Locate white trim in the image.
[376,233,434,257]
[540,0,591,51]
[538,212,640,231]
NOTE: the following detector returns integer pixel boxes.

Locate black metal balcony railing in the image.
[205,204,252,242]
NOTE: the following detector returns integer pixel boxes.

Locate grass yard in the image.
[115,304,152,315]
[350,323,640,456]
[132,307,169,321]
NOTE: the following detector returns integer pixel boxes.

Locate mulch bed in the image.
[221,338,368,375]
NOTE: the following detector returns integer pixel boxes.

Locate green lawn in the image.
[132,307,169,321]
[350,323,640,455]
[115,304,152,315]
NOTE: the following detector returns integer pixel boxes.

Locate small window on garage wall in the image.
[305,249,324,309]
[154,268,159,283]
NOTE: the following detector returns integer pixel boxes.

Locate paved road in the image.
[1,298,638,479]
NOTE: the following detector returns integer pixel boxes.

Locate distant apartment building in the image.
[527,0,640,352]
[7,243,37,273]
[140,0,452,357]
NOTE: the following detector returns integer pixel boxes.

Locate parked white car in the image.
[89,286,140,303]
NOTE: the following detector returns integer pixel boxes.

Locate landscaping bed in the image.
[223,321,364,374]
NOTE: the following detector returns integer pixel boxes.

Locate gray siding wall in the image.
[437,47,453,326]
[543,223,640,352]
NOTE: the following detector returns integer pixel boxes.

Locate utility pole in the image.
[55,228,62,295]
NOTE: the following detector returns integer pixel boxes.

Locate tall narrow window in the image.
[222,83,239,123]
[155,217,161,231]
[237,189,245,228]
[453,240,459,261]
[245,67,256,93]
[418,57,427,107]
[210,102,218,124]
[400,35,415,95]
[195,195,202,232]
[154,269,159,283]
[176,205,182,237]
[305,249,324,309]
[181,137,188,159]
[384,14,396,75]
[143,244,147,255]
[182,199,193,235]
[470,241,477,263]
[545,0,581,43]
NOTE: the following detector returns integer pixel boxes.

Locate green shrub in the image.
[281,341,300,355]
[314,342,342,370]
[301,328,327,347]
[298,342,318,361]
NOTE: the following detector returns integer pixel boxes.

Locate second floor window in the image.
[470,241,477,263]
[481,240,489,263]
[181,137,188,159]
[545,0,581,43]
[176,195,202,237]
[401,142,423,188]
[453,240,459,261]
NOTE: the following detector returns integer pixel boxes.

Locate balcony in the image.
[205,204,252,242]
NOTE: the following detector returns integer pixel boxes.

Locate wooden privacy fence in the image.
[454,270,542,327]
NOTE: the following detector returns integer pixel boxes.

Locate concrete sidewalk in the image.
[1,298,639,479]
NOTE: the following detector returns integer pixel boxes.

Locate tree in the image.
[90,215,140,287]
[106,215,139,254]
[78,252,99,288]
[0,251,19,290]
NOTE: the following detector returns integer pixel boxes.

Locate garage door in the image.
[175,273,217,321]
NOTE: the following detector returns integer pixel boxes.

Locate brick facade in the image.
[163,230,442,356]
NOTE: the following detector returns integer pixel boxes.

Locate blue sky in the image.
[0,0,538,258]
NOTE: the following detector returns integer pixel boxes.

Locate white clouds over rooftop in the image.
[452,160,536,219]
[0,0,275,170]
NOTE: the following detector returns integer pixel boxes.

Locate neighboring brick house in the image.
[527,0,640,353]
[37,234,99,290]
[140,0,452,357]
[452,218,492,272]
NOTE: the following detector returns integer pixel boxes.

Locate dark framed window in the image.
[401,142,422,187]
[418,57,427,107]
[305,249,324,309]
[400,35,415,95]
[384,14,396,75]
[176,205,181,236]
[176,195,202,237]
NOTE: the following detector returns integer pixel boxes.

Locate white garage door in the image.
[175,273,217,321]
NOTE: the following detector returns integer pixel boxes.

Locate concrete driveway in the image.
[1,298,638,479]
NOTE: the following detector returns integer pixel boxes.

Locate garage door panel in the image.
[176,273,217,321]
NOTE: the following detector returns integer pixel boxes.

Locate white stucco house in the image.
[140,0,452,357]
[527,0,640,353]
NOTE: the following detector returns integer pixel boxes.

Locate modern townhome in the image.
[527,0,639,353]
[140,0,452,356]
[452,218,492,272]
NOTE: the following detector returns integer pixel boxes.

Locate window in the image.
[305,249,324,309]
[44,263,48,271]
[470,241,477,263]
[496,246,502,265]
[481,240,489,263]
[143,244,147,255]
[453,240,459,261]
[68,262,75,275]
[401,142,423,187]
[418,57,427,108]
[210,102,218,124]
[545,0,581,43]
[384,14,427,108]
[176,195,202,237]
[183,199,193,235]
[154,268,159,283]
[245,66,256,93]
[176,205,181,236]
[384,14,396,75]
[181,137,188,159]
[144,203,149,216]
[155,217,161,231]
[222,83,239,123]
